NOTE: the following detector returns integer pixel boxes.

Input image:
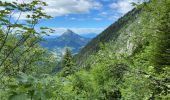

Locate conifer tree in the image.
[148,0,170,98]
[135,0,170,98]
[61,48,75,77]
[145,0,170,71]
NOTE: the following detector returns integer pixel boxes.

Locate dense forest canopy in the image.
[0,0,170,100]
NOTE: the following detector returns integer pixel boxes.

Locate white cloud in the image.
[2,0,102,20]
[109,0,144,14]
[100,12,108,16]
[43,0,102,17]
[50,27,105,36]
[69,17,76,20]
[93,18,103,21]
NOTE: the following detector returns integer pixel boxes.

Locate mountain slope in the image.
[75,8,142,67]
[41,29,91,54]
[56,29,90,48]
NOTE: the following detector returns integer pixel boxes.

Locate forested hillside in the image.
[0,0,169,100]
[75,8,141,67]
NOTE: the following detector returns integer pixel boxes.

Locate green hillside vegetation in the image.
[75,8,141,67]
[0,0,170,100]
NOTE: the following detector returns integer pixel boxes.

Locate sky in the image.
[3,0,144,36]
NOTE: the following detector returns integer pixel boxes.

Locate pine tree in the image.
[147,0,170,71]
[138,0,170,98]
[61,48,75,77]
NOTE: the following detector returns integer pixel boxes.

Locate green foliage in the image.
[0,0,170,100]
[3,73,65,100]
[75,6,141,67]
[61,48,76,77]
[7,73,51,100]
[72,0,170,99]
[0,0,57,99]
[0,0,57,76]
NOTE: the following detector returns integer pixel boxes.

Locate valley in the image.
[40,29,92,59]
[0,0,169,100]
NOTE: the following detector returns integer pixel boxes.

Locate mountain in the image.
[75,8,142,67]
[56,29,90,48]
[41,29,91,56]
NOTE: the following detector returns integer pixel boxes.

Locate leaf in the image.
[16,73,28,83]
[9,93,27,100]
[12,24,23,28]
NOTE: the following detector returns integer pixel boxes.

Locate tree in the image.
[145,0,170,98]
[61,48,75,77]
[131,0,170,99]
[0,0,55,77]
[0,0,57,99]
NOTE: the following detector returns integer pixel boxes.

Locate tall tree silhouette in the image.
[61,48,75,77]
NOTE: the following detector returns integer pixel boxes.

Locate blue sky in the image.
[37,0,140,36]
[4,0,143,36]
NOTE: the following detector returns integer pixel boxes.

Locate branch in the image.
[0,34,30,67]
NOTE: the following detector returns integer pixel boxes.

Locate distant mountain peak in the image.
[40,29,91,55]
[62,29,75,36]
[66,29,73,33]
[60,29,82,39]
